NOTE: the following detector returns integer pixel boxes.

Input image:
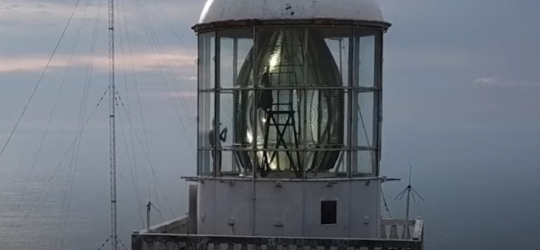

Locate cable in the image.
[2,87,109,249]
[9,1,92,247]
[381,187,392,218]
[129,0,198,144]
[115,91,175,217]
[132,0,196,134]
[129,4,197,216]
[51,0,94,247]
[117,101,146,227]
[148,0,186,47]
[357,104,376,165]
[117,0,145,228]
[96,236,112,250]
[0,0,82,160]
[119,0,162,215]
[56,1,104,249]
[119,0,165,218]
[1,0,83,248]
[118,238,129,250]
[119,0,189,219]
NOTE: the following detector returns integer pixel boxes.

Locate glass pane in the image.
[353,150,375,175]
[302,87,346,177]
[216,150,241,175]
[305,148,347,177]
[233,89,255,147]
[218,30,253,90]
[218,91,234,148]
[230,89,258,174]
[216,91,239,175]
[232,27,347,178]
[219,36,234,89]
[197,150,213,176]
[332,151,348,176]
[321,28,351,87]
[357,35,375,88]
[356,91,374,147]
[237,39,253,79]
[228,150,249,175]
[197,91,215,150]
[253,27,307,88]
[198,32,215,90]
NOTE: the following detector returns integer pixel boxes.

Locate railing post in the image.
[189,184,198,234]
[131,231,142,250]
[412,219,424,241]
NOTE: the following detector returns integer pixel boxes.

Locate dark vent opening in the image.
[320,200,337,225]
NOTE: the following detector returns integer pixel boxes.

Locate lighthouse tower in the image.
[193,0,389,239]
[131,0,424,249]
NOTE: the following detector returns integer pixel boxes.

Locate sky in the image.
[0,0,539,195]
[0,0,540,247]
[1,0,539,130]
[0,0,539,189]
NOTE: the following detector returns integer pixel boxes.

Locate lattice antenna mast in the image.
[394,164,424,222]
[108,0,118,249]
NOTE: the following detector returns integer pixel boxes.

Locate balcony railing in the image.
[132,217,424,250]
[380,218,424,241]
[138,216,189,234]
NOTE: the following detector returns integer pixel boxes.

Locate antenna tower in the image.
[108,0,118,249]
[394,164,424,238]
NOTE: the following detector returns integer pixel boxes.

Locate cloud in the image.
[0,0,202,82]
[0,49,197,74]
[0,0,202,60]
[0,0,201,32]
[473,77,540,87]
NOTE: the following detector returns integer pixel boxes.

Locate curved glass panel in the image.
[196,27,383,178]
[234,28,345,177]
[198,32,215,90]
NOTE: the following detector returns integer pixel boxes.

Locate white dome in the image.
[198,0,388,25]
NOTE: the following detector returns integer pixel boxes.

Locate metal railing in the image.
[380,218,424,240]
[131,234,423,250]
[132,218,423,250]
[137,216,189,234]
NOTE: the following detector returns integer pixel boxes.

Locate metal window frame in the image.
[373,32,383,176]
[197,32,217,176]
[213,32,221,177]
[196,27,384,178]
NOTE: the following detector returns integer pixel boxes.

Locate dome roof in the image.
[198,0,389,25]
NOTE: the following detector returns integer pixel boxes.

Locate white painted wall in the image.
[197,178,381,238]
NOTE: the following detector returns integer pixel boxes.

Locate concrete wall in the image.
[197,178,381,238]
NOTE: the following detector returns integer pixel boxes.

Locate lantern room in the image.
[131,0,427,246]
[196,0,390,179]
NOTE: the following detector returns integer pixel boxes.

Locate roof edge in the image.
[192,19,392,33]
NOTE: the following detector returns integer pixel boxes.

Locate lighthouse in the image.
[132,0,424,249]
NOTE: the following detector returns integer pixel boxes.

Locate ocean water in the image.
[0,121,539,250]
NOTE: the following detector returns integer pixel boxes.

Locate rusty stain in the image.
[283,3,295,16]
